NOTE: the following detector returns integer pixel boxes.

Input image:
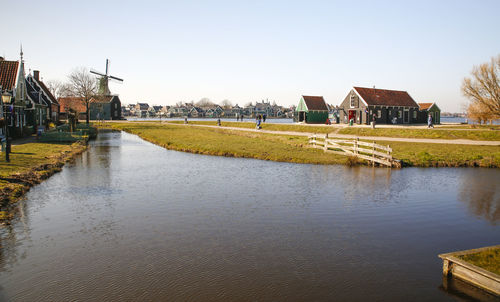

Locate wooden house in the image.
[25,74,50,129]
[338,87,420,125]
[31,70,59,123]
[418,102,441,124]
[296,95,329,123]
[189,106,204,117]
[89,95,122,120]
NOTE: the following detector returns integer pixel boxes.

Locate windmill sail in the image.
[91,59,123,96]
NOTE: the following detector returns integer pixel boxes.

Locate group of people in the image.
[255,114,266,129]
[236,114,245,121]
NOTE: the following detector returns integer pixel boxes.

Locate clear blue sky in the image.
[2,0,499,112]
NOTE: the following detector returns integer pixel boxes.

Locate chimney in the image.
[34,70,40,81]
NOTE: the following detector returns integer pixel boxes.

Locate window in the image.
[16,113,19,127]
[350,95,356,108]
[413,111,417,119]
[398,110,402,118]
[377,110,381,118]
[389,110,391,115]
[115,103,118,109]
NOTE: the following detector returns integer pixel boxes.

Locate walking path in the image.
[167,122,500,146]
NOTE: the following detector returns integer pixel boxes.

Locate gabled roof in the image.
[302,95,328,111]
[0,59,19,91]
[418,102,439,111]
[90,95,114,103]
[58,97,87,113]
[26,76,50,106]
[353,87,419,107]
[37,80,59,105]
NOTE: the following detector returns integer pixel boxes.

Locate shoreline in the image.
[0,141,87,214]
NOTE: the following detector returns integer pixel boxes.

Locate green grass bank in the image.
[0,141,87,210]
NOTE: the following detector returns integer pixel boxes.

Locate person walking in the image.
[427,114,434,128]
[263,114,266,123]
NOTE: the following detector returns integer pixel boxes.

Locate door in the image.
[298,111,305,122]
[348,110,356,123]
[403,109,409,123]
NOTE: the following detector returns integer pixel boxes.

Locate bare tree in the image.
[244,101,253,107]
[46,80,72,98]
[462,54,500,120]
[67,67,97,124]
[220,99,233,109]
[196,97,214,108]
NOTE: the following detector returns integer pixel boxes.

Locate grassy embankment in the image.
[458,247,500,275]
[0,141,87,212]
[110,122,500,167]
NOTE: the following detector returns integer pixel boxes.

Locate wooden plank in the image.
[452,263,500,295]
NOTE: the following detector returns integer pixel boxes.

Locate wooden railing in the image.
[309,135,394,167]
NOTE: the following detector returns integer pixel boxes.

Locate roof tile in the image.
[0,60,19,90]
[354,87,419,107]
[302,95,328,111]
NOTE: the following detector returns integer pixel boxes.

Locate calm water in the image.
[0,131,498,301]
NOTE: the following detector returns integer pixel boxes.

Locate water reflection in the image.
[0,131,498,301]
[459,170,500,225]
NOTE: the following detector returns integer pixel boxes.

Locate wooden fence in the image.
[309,135,394,167]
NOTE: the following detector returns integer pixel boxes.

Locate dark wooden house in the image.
[338,87,420,125]
[296,95,329,123]
[89,95,122,120]
[418,102,441,124]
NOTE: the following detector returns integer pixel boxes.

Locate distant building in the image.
[296,95,329,123]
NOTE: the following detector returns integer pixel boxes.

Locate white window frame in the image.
[398,110,402,118]
[377,110,381,118]
[350,95,356,108]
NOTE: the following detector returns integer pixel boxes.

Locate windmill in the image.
[90,59,123,96]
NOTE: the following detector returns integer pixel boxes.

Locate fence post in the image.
[372,141,375,166]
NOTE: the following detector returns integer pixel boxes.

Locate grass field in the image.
[458,247,500,275]
[164,120,500,141]
[109,122,500,168]
[167,120,335,133]
[109,122,349,165]
[337,127,500,141]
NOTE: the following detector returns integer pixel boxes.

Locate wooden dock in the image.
[439,245,500,297]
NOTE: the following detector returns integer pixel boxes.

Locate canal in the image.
[0,131,498,301]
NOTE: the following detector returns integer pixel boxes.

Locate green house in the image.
[296,95,329,123]
[418,102,441,124]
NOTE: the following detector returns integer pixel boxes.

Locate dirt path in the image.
[167,122,500,146]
